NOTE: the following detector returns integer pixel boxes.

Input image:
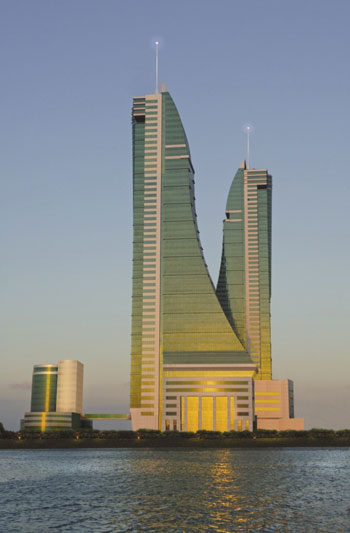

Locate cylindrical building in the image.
[30,364,58,412]
[56,360,84,414]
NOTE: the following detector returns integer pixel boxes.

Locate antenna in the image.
[243,123,254,169]
[247,125,251,169]
[155,41,159,94]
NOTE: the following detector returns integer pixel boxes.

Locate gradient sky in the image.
[1,0,349,430]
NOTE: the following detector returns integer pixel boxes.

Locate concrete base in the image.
[257,417,304,431]
[130,408,158,431]
[21,411,92,431]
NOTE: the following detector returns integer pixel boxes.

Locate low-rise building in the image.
[255,379,304,430]
[21,360,92,431]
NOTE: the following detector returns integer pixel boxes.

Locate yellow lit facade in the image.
[216,397,228,432]
[187,397,199,432]
[230,397,235,430]
[161,363,255,432]
[201,397,213,430]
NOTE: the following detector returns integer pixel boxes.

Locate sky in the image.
[1,0,349,430]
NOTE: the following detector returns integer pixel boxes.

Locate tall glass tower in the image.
[130,86,256,431]
[216,161,272,379]
[214,159,305,431]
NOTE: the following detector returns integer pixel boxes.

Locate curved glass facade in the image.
[161,92,248,354]
[30,365,58,412]
[216,162,272,379]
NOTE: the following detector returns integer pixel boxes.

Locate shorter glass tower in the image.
[22,360,90,431]
[30,364,58,412]
[217,161,272,379]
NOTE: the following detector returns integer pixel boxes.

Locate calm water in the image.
[0,448,349,532]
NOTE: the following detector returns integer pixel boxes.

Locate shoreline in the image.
[1,438,350,450]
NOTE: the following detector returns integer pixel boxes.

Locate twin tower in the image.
[130,85,303,432]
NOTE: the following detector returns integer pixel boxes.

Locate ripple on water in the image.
[0,448,349,532]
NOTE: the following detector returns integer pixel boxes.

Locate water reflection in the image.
[0,448,349,532]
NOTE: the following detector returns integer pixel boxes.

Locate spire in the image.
[240,160,246,169]
[155,41,159,94]
[161,82,168,93]
[243,124,254,170]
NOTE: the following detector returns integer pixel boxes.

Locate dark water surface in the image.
[0,448,349,532]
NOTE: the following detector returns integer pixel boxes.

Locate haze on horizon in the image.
[1,0,349,430]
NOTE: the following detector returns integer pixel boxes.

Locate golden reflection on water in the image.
[123,449,290,531]
[207,451,250,529]
[86,449,350,532]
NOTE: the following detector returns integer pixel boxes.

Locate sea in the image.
[0,448,349,532]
